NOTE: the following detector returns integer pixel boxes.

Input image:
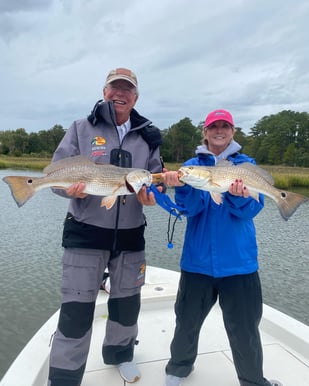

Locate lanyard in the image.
[147,184,183,248]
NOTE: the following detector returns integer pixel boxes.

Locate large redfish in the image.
[177,161,308,220]
[3,155,152,209]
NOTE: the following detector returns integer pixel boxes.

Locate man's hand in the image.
[228,179,250,198]
[66,182,88,198]
[137,185,164,206]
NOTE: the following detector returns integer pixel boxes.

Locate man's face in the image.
[103,80,138,121]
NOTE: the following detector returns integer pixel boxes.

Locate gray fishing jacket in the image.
[52,100,163,251]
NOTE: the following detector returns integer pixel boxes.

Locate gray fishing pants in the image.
[166,270,273,386]
[48,247,146,386]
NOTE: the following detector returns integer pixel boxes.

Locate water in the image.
[0,169,308,379]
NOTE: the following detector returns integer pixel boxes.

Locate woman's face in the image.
[204,120,234,155]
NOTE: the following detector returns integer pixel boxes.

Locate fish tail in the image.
[2,176,38,207]
[276,190,308,220]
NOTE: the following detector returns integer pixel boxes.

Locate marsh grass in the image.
[0,156,50,171]
[262,165,309,189]
[272,174,309,189]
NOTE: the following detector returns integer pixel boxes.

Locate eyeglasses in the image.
[106,84,136,95]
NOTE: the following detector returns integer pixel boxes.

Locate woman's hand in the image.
[228,179,250,198]
[161,171,184,187]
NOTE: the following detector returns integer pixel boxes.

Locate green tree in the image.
[28,132,41,154]
[160,118,201,162]
[248,110,309,165]
[36,125,66,155]
[0,128,29,156]
[233,127,247,147]
[0,130,11,154]
[283,143,297,166]
[0,125,66,156]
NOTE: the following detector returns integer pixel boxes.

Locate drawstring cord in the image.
[146,184,184,248]
[167,211,182,248]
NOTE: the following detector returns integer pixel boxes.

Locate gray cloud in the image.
[0,0,52,13]
[0,0,308,134]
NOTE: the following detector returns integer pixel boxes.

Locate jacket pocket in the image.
[120,250,146,290]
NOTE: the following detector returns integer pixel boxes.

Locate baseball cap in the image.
[105,68,138,88]
[204,109,234,127]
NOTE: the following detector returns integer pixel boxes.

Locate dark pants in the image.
[166,270,272,386]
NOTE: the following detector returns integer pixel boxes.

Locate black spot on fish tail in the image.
[277,190,308,220]
[2,175,38,207]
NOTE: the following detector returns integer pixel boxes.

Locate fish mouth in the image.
[125,180,151,193]
[126,181,135,193]
[126,171,152,193]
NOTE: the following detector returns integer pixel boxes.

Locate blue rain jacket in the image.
[175,143,264,278]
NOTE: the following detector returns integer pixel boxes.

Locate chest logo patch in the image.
[92,136,106,145]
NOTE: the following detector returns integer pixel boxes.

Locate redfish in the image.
[178,161,308,220]
[3,155,152,209]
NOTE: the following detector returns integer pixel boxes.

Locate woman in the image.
[162,109,282,386]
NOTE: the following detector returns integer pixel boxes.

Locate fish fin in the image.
[111,183,126,195]
[217,160,275,186]
[43,155,93,174]
[239,163,275,185]
[2,176,38,207]
[51,185,68,190]
[209,180,222,188]
[216,159,233,167]
[100,196,117,209]
[210,192,223,205]
[94,160,118,166]
[276,190,309,220]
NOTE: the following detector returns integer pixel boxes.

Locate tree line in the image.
[0,125,65,158]
[160,110,309,166]
[0,110,308,166]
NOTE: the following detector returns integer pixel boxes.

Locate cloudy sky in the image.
[1,0,308,134]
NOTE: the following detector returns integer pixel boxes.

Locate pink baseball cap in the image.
[204,109,234,127]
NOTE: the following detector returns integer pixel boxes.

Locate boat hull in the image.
[1,267,309,385]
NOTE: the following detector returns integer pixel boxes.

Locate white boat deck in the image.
[1,267,309,386]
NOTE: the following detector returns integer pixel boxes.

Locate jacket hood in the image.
[195,140,242,162]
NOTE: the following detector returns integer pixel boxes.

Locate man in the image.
[162,110,282,386]
[48,68,162,385]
